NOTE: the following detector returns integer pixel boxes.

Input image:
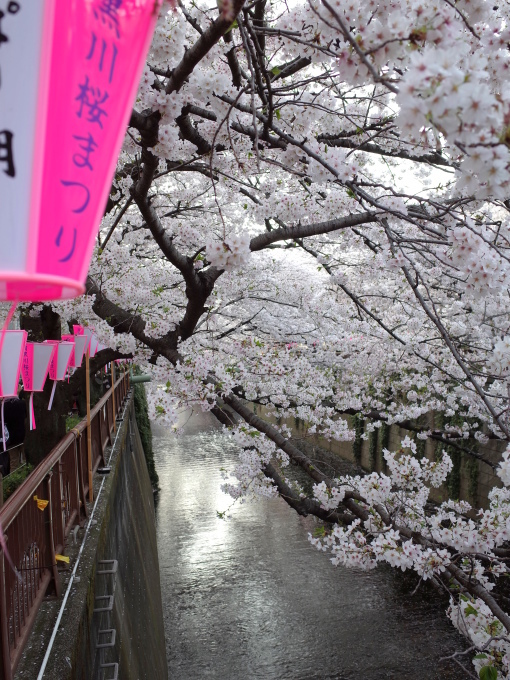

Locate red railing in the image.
[0,372,130,679]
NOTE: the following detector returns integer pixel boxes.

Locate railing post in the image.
[99,407,107,468]
[44,471,61,598]
[111,363,116,433]
[0,551,12,680]
[73,437,87,523]
[86,349,93,503]
[106,391,113,444]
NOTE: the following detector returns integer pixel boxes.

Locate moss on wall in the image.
[368,428,378,470]
[133,382,160,492]
[352,414,364,466]
[379,422,390,471]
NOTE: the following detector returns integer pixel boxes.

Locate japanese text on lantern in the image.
[0,2,21,178]
[57,0,123,265]
[21,347,29,388]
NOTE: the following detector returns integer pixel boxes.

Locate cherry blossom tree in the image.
[45,0,510,675]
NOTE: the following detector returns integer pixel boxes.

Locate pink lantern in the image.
[0,0,162,302]
[0,331,27,398]
[90,337,99,359]
[62,334,89,369]
[83,328,99,358]
[0,330,27,452]
[21,343,56,429]
[73,325,93,357]
[44,341,74,410]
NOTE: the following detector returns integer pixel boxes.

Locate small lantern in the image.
[73,325,93,358]
[0,330,27,398]
[81,328,99,358]
[0,330,27,452]
[62,333,89,369]
[21,342,56,429]
[44,340,74,409]
[0,1,162,302]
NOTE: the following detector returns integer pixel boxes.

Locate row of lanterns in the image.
[0,325,105,435]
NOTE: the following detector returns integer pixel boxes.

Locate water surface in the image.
[153,411,466,679]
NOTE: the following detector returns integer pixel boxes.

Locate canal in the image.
[153,410,467,679]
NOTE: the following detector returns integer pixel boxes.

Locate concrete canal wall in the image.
[16,395,167,680]
[251,404,505,509]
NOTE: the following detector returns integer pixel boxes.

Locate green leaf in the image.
[275,108,281,120]
[464,604,478,616]
[271,66,281,76]
[479,667,498,680]
[474,654,487,660]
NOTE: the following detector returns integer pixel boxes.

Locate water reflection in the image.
[153,410,466,679]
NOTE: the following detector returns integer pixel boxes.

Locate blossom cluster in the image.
[309,439,510,676]
[206,233,252,271]
[448,596,510,677]
[450,224,509,298]
[220,425,279,500]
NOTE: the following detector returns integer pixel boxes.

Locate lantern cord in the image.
[48,381,57,411]
[1,399,5,453]
[29,392,35,431]
[0,301,18,397]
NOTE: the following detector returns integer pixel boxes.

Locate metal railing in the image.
[0,371,130,680]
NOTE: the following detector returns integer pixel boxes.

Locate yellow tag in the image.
[55,554,70,564]
[33,496,49,511]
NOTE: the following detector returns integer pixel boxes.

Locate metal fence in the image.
[0,371,130,680]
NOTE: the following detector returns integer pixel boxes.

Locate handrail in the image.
[0,377,125,532]
[0,371,131,680]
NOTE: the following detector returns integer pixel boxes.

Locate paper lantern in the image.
[21,342,56,429]
[0,0,162,302]
[0,330,27,452]
[73,324,93,357]
[44,340,74,410]
[83,328,99,358]
[62,334,89,369]
[90,337,99,359]
[0,330,27,398]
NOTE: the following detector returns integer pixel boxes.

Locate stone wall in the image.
[17,395,168,680]
[252,404,506,510]
[74,400,167,680]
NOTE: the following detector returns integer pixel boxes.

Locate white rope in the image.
[29,393,34,430]
[47,381,57,411]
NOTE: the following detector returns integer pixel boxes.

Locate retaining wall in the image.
[15,395,167,680]
[252,404,505,509]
